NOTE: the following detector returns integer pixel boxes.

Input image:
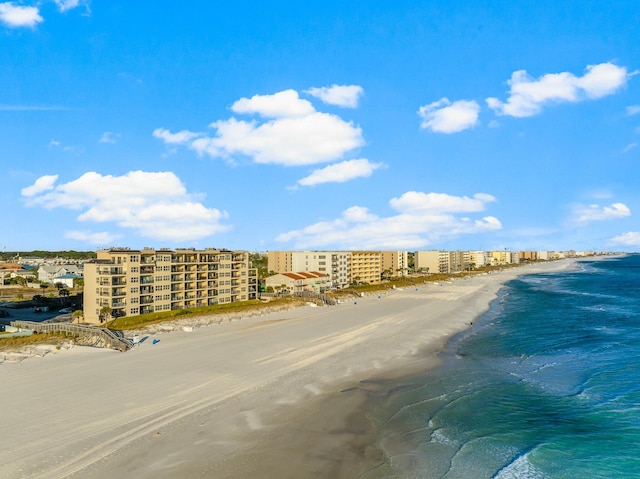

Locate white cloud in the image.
[54,0,89,12]
[487,62,630,117]
[609,231,640,247]
[0,2,42,27]
[231,89,315,118]
[276,191,501,249]
[154,88,364,166]
[418,98,480,133]
[627,105,640,116]
[152,128,200,145]
[22,171,230,242]
[572,202,631,223]
[297,159,383,186]
[21,175,58,197]
[99,131,120,144]
[305,85,364,108]
[65,230,121,245]
[389,191,496,213]
[623,143,637,153]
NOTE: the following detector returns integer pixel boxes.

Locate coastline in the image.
[0,260,577,479]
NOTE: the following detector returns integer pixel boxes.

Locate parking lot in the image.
[0,304,73,323]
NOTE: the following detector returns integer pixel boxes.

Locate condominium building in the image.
[350,251,382,284]
[490,251,520,265]
[519,251,538,261]
[381,251,409,277]
[467,250,491,268]
[267,251,351,289]
[414,250,466,274]
[83,247,257,324]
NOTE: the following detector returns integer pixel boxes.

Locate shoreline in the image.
[0,259,578,479]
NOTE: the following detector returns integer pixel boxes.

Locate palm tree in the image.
[99,306,112,323]
[72,310,83,324]
[59,288,70,306]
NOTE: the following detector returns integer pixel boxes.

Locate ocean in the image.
[364,255,640,478]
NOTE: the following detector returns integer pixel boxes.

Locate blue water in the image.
[365,255,640,478]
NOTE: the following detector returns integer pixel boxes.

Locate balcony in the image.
[171,285,183,292]
[112,278,127,286]
[111,288,126,297]
[140,266,154,274]
[140,276,154,285]
[111,301,126,308]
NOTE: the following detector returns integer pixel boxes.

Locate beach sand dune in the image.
[0,261,574,479]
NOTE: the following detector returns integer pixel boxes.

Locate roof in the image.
[276,271,328,281]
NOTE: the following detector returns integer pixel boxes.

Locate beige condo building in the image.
[414,250,467,274]
[381,251,409,277]
[350,251,382,284]
[83,247,257,324]
[267,251,351,289]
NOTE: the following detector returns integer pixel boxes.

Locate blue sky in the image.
[2,1,640,252]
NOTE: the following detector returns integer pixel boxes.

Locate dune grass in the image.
[0,332,72,351]
[106,297,306,331]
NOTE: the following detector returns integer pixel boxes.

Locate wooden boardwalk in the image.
[10,321,134,352]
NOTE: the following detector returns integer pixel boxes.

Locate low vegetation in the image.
[0,332,72,352]
[106,297,306,331]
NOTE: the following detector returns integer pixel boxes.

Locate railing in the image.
[293,291,337,306]
[10,321,133,352]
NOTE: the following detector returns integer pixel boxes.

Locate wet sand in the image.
[0,261,575,479]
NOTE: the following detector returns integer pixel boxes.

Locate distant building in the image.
[268,251,350,289]
[350,251,382,284]
[414,250,467,274]
[490,251,519,265]
[519,251,538,261]
[37,264,83,284]
[265,271,330,294]
[467,251,490,268]
[381,251,409,277]
[83,248,257,324]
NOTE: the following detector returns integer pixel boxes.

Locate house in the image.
[265,271,330,294]
[37,264,83,284]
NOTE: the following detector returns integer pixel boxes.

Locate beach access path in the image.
[0,260,575,479]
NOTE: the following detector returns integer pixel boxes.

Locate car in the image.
[59,308,72,314]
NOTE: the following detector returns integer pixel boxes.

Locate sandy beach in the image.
[0,260,575,479]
